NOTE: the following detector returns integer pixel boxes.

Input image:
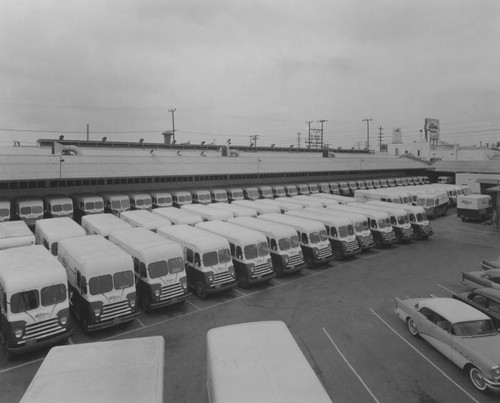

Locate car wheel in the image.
[469,366,487,392]
[195,282,207,300]
[407,318,419,336]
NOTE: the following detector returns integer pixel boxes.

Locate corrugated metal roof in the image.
[431,160,500,174]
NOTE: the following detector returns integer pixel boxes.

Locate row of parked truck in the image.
[0,175,435,227]
[0,181,441,358]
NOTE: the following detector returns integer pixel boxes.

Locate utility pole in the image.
[168,108,176,143]
[296,132,301,149]
[249,135,259,148]
[86,124,89,141]
[306,121,313,148]
[378,126,383,152]
[317,119,327,148]
[362,118,373,150]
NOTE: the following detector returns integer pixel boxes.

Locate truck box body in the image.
[35,217,86,255]
[0,221,35,250]
[20,336,164,403]
[457,194,493,222]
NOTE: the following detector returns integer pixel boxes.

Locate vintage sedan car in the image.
[462,269,500,290]
[453,288,500,329]
[394,297,500,392]
[482,258,500,271]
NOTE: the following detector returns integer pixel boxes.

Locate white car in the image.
[394,297,500,392]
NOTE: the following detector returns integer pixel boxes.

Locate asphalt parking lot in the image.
[2,209,500,402]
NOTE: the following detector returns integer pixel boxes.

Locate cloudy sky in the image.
[1,0,499,149]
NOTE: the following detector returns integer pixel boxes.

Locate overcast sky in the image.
[1,0,499,149]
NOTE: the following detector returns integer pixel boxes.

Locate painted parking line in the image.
[322,327,380,403]
[0,358,44,375]
[369,308,479,403]
[232,288,247,297]
[186,299,202,311]
[437,284,456,295]
[136,318,146,328]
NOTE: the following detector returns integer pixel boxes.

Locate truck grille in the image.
[100,300,132,322]
[421,224,433,235]
[318,246,333,259]
[361,234,375,247]
[213,271,233,286]
[21,317,66,344]
[383,231,397,243]
[402,227,414,239]
[287,253,304,267]
[160,283,186,301]
[252,262,273,278]
[346,239,360,252]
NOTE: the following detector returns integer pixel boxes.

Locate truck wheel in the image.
[238,272,249,289]
[275,266,284,278]
[141,296,151,312]
[195,282,207,300]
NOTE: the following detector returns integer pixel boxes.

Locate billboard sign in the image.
[424,118,440,140]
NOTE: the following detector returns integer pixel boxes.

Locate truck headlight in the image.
[129,299,136,308]
[180,277,187,289]
[154,289,161,297]
[284,255,289,264]
[314,248,320,257]
[14,329,23,339]
[228,266,235,277]
[60,316,68,326]
[249,264,255,273]
[208,273,214,282]
[94,308,101,318]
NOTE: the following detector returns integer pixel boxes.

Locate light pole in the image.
[168,108,176,143]
[419,129,423,158]
[362,118,373,150]
[59,157,65,180]
[257,158,262,179]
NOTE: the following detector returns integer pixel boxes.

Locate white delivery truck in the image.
[0,221,35,250]
[71,193,104,224]
[255,198,303,213]
[457,194,493,222]
[119,209,172,232]
[149,190,173,208]
[100,192,131,216]
[35,217,86,255]
[210,189,228,203]
[20,336,165,403]
[229,216,306,277]
[0,198,10,222]
[207,321,332,403]
[171,191,193,208]
[127,191,153,211]
[11,196,44,228]
[210,202,258,218]
[286,210,361,259]
[258,213,334,268]
[152,207,203,225]
[42,194,74,219]
[81,213,132,239]
[109,227,190,311]
[0,245,72,358]
[233,200,280,215]
[58,235,140,332]
[196,221,275,288]
[157,224,236,299]
[181,204,233,222]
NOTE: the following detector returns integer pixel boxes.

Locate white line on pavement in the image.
[186,299,202,311]
[322,327,380,403]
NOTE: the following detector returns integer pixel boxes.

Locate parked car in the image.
[394,297,500,392]
[462,269,500,290]
[453,288,500,328]
[482,258,500,271]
